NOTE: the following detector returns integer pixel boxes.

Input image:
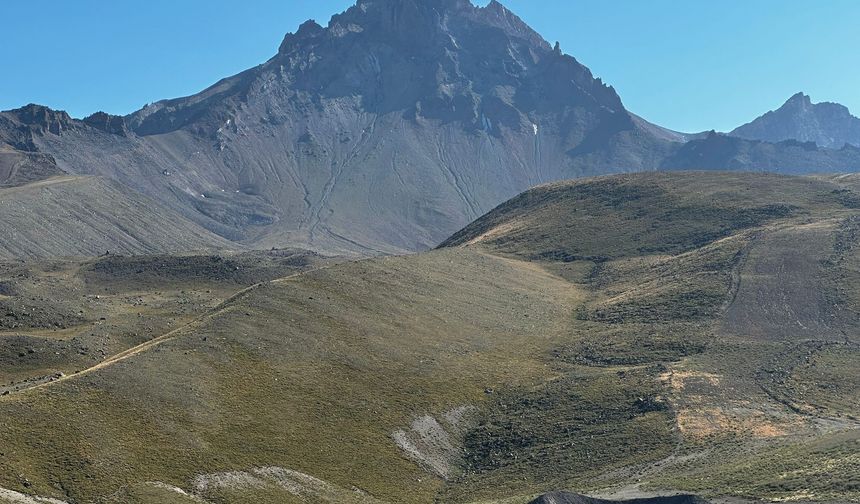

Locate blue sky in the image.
[2,0,858,133]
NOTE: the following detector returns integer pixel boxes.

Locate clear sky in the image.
[2,0,858,133]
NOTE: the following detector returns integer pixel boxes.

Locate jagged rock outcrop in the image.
[731,92,860,148]
[7,104,76,137]
[82,112,129,136]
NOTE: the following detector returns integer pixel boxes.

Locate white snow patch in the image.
[481,114,492,132]
[532,123,539,135]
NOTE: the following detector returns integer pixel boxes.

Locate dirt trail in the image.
[2,250,572,398]
[0,266,329,398]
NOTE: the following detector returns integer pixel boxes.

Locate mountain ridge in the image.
[730,92,860,149]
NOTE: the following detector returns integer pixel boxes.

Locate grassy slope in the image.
[1,172,860,504]
[444,172,860,502]
[0,250,330,391]
[0,249,582,503]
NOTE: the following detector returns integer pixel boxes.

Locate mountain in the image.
[730,92,860,148]
[1,172,858,504]
[0,109,234,259]
[0,0,690,256]
[4,2,860,258]
[0,0,676,255]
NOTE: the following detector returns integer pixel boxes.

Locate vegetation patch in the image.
[553,324,708,367]
[650,430,860,501]
[81,250,325,291]
[757,342,860,418]
[449,366,676,502]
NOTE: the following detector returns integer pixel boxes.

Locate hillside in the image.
[731,93,860,149]
[4,1,860,257]
[0,171,858,504]
[0,176,233,259]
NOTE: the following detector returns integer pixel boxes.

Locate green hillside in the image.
[1,172,859,504]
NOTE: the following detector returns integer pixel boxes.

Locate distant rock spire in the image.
[554,41,561,55]
[786,92,812,106]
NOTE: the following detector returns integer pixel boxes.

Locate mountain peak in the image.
[784,92,812,107]
[83,111,130,136]
[3,103,75,136]
[473,0,548,48]
[355,0,472,11]
[730,93,860,149]
[278,20,324,52]
[278,0,549,57]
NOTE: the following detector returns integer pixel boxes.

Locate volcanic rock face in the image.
[8,104,75,137]
[119,0,673,254]
[731,92,860,149]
